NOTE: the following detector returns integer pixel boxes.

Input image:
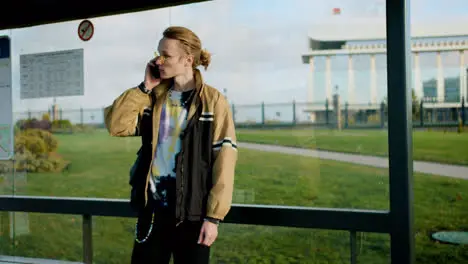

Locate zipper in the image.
[176,146,185,226]
[145,92,163,207]
[176,220,184,227]
[175,84,203,226]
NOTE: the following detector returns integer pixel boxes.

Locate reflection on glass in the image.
[0,0,466,263]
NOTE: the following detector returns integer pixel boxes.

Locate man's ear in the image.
[185,54,194,67]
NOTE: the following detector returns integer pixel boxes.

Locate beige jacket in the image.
[104,69,237,220]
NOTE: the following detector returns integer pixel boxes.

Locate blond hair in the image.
[163,26,211,70]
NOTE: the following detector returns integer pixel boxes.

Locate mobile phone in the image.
[150,51,160,79]
[149,63,160,79]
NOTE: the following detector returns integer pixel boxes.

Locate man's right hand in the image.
[144,58,161,90]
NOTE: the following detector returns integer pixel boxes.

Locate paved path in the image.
[0,255,83,264]
[240,142,468,180]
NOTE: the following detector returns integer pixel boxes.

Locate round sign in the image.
[78,20,94,41]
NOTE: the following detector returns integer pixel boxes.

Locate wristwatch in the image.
[204,217,220,225]
[138,81,151,94]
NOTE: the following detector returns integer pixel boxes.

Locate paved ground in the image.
[240,142,468,180]
[0,255,83,264]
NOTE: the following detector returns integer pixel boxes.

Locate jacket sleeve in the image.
[206,94,238,221]
[104,87,152,137]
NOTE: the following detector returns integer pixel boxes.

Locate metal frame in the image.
[0,195,390,263]
[386,0,415,263]
[0,0,212,30]
[0,195,390,232]
[0,0,414,263]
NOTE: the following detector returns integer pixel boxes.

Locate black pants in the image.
[130,198,210,264]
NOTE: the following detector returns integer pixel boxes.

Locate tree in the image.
[412,89,421,121]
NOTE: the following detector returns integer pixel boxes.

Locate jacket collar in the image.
[152,68,204,122]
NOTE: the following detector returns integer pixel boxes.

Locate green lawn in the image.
[0,130,467,263]
[237,129,468,166]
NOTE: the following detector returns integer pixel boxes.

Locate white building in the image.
[301,21,468,123]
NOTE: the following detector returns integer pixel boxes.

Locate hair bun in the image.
[199,49,212,70]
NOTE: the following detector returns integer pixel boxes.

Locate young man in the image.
[104,26,238,263]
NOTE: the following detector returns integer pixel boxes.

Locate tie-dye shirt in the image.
[149,89,192,207]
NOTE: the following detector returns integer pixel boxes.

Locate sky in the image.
[1,0,468,123]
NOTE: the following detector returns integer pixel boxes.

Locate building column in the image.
[325,55,332,104]
[459,50,465,102]
[414,52,423,100]
[348,55,355,104]
[370,54,377,104]
[308,56,315,103]
[307,56,315,121]
[436,51,445,102]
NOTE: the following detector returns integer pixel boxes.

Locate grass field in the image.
[0,130,467,263]
[237,129,468,166]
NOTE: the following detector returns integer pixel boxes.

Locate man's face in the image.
[156,37,192,79]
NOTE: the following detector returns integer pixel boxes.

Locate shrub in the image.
[42,113,51,122]
[367,113,380,124]
[72,124,96,133]
[14,148,38,172]
[10,129,68,173]
[16,118,52,131]
[52,119,72,129]
[21,129,58,153]
[15,133,48,156]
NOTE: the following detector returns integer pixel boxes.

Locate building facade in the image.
[301,32,468,122]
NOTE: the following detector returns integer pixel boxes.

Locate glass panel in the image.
[0,212,83,262]
[358,233,390,264]
[218,0,391,211]
[2,0,392,212]
[411,2,468,264]
[213,226,352,263]
[4,0,467,263]
[92,216,134,264]
[93,217,355,264]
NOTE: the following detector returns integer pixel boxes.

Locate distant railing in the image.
[0,195,390,264]
[13,96,467,130]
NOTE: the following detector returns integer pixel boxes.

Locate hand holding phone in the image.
[144,52,161,90]
[149,52,161,79]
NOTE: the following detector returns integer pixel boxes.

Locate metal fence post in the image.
[83,214,93,264]
[292,100,297,125]
[80,107,84,126]
[325,100,329,126]
[261,102,265,125]
[345,102,349,129]
[386,0,415,263]
[380,101,386,128]
[462,97,465,126]
[350,230,358,264]
[102,107,106,127]
[420,101,424,127]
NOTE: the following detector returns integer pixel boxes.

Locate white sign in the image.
[20,48,84,99]
[0,36,13,160]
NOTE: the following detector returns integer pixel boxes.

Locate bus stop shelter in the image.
[0,0,415,263]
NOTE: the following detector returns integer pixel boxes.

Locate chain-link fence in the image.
[13,96,467,130]
[416,96,467,127]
